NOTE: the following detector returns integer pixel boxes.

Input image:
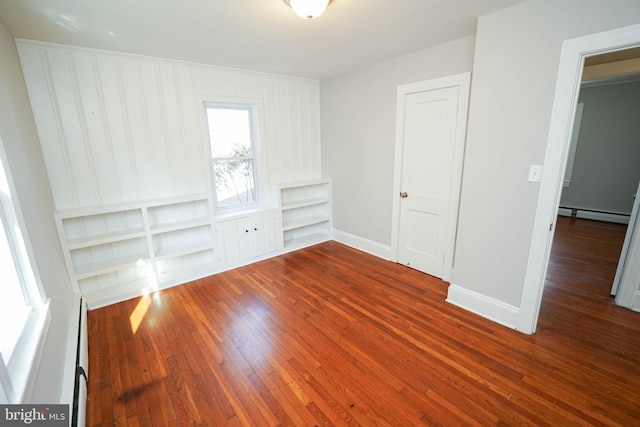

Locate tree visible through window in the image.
[206,105,258,209]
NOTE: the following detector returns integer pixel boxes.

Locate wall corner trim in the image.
[446,284,520,330]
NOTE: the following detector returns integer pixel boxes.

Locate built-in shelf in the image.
[284,232,331,249]
[67,226,147,249]
[74,252,150,278]
[56,184,331,309]
[81,278,157,309]
[149,216,211,233]
[279,179,331,248]
[281,197,330,211]
[154,240,215,259]
[158,262,215,288]
[282,215,331,232]
[55,194,216,308]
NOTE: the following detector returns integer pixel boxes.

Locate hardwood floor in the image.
[87,218,640,426]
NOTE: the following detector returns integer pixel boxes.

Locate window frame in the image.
[0,189,32,362]
[204,101,265,213]
[0,142,50,404]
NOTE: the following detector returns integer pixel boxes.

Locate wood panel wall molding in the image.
[38,48,80,206]
[17,39,322,211]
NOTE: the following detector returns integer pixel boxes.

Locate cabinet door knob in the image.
[400,192,408,198]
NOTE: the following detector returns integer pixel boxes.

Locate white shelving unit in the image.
[279,179,332,249]
[56,183,332,309]
[55,194,216,308]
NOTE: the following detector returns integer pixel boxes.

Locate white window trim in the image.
[201,97,271,216]
[0,141,50,404]
[0,304,50,403]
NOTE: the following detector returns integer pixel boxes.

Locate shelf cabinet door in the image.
[215,219,243,266]
[237,217,256,260]
[214,216,264,265]
[248,215,267,258]
[214,211,281,267]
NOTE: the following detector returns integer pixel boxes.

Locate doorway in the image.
[548,53,640,306]
[519,23,640,334]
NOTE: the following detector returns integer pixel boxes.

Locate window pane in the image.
[207,108,252,158]
[213,159,256,208]
[206,104,259,209]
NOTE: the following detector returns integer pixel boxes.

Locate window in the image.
[205,104,259,209]
[0,204,30,364]
[0,142,50,403]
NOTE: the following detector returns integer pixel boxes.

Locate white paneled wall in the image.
[17,40,322,211]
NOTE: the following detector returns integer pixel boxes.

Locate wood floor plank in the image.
[87,217,640,426]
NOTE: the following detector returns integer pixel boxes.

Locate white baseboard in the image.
[576,210,630,224]
[558,207,572,217]
[446,284,519,329]
[331,228,391,260]
[558,207,630,224]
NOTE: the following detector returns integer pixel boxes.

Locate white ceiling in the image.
[0,0,525,80]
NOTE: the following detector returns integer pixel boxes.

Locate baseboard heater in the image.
[558,207,630,225]
[71,298,88,426]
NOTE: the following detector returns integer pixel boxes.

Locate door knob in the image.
[400,192,408,198]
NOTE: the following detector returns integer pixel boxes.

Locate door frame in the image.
[519,23,640,334]
[390,72,471,282]
[613,181,640,305]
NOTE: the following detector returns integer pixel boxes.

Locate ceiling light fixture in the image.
[284,0,332,20]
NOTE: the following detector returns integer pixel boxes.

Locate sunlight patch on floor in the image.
[130,295,151,334]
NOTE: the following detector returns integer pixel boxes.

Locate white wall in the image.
[0,20,73,402]
[17,41,322,211]
[321,36,476,248]
[453,0,640,314]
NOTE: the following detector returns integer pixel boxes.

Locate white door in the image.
[612,181,640,307]
[392,74,470,280]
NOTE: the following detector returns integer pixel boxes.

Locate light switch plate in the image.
[528,165,543,182]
